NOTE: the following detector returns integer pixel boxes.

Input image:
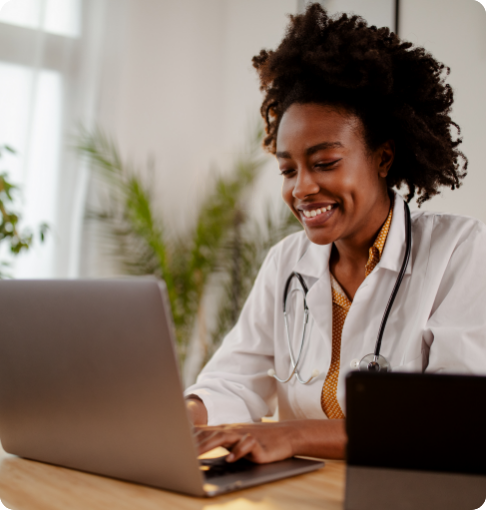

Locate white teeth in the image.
[302,205,334,219]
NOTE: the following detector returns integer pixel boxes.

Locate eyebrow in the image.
[276,141,344,159]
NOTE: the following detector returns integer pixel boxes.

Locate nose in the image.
[292,167,320,200]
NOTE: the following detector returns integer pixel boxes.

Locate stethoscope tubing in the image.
[372,201,412,362]
[273,306,310,383]
[270,274,314,384]
[283,272,308,312]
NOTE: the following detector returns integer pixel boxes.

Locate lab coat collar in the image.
[293,239,332,280]
[292,190,412,279]
[379,191,412,275]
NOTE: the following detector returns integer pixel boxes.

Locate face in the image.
[276,103,393,246]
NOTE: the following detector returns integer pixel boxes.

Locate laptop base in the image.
[202,457,325,496]
[345,465,486,510]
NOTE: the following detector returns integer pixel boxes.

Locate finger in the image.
[195,430,243,456]
[193,425,225,443]
[193,425,228,437]
[193,427,210,438]
[194,429,220,447]
[226,434,259,463]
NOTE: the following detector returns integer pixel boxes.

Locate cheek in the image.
[333,160,376,199]
[281,179,303,222]
[281,179,294,207]
[338,166,379,217]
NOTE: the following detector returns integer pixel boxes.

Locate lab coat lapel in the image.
[288,242,333,418]
[292,242,333,365]
[379,191,412,275]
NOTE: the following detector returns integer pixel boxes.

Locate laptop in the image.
[345,371,486,510]
[0,279,323,497]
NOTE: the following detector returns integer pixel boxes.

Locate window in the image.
[0,0,104,277]
[0,0,81,37]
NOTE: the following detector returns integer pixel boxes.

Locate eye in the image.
[315,159,342,170]
[279,168,296,177]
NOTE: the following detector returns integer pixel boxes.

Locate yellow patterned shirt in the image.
[321,206,394,419]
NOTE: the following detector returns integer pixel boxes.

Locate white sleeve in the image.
[424,221,486,375]
[184,246,279,425]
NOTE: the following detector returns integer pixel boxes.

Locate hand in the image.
[194,422,296,464]
[194,419,346,464]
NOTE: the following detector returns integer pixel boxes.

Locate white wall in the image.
[81,0,296,277]
[320,0,395,29]
[401,0,486,219]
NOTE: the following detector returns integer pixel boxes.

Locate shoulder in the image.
[411,209,486,246]
[412,207,486,236]
[411,208,486,232]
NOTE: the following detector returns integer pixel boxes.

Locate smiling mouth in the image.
[300,204,335,219]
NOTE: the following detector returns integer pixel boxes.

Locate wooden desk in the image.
[0,446,345,510]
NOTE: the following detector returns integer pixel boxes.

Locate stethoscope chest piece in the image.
[358,353,391,372]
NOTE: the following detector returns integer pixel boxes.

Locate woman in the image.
[185,4,486,463]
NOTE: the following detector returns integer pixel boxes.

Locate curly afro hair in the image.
[252,3,467,205]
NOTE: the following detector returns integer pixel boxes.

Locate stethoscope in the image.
[268,200,412,384]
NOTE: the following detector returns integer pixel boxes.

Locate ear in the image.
[377,140,395,178]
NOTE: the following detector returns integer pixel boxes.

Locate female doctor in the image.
[185,4,486,462]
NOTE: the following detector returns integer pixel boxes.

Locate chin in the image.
[303,228,335,246]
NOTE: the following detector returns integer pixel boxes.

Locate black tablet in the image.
[345,371,486,510]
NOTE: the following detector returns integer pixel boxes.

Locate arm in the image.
[424,220,486,374]
[186,395,208,425]
[194,420,347,462]
[184,247,280,425]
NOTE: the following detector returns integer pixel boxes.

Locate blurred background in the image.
[0,0,485,383]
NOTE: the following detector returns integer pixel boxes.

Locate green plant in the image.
[75,127,301,368]
[205,202,300,363]
[0,145,49,277]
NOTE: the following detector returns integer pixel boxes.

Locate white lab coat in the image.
[185,192,486,425]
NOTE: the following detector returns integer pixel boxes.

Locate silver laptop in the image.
[0,279,323,496]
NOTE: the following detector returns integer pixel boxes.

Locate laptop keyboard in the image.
[200,456,257,479]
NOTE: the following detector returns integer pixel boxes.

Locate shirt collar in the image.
[331,273,352,309]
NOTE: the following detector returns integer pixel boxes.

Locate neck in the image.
[333,191,392,271]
